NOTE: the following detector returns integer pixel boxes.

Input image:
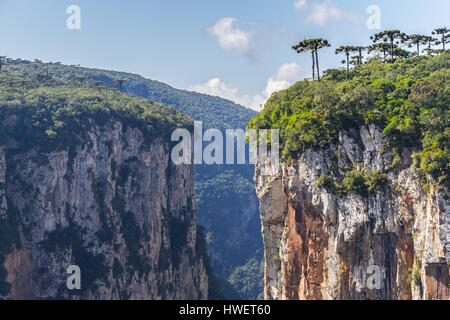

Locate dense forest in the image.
[0,72,192,152]
[3,59,255,130]
[249,52,449,190]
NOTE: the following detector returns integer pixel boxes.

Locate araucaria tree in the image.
[368,43,391,61]
[371,30,407,63]
[0,56,6,71]
[336,46,366,73]
[422,36,438,55]
[292,40,316,81]
[115,79,128,93]
[73,75,88,88]
[432,27,450,51]
[335,46,352,77]
[292,38,330,82]
[92,81,108,94]
[353,46,366,65]
[406,34,427,56]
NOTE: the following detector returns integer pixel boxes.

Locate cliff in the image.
[250,54,449,300]
[0,72,210,299]
[256,124,449,300]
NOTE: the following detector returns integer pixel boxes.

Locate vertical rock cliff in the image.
[0,121,208,299]
[256,125,449,300]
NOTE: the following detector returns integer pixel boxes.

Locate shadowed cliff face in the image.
[0,120,208,300]
[256,125,449,300]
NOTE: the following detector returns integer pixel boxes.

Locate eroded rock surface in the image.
[256,125,449,300]
[0,121,208,300]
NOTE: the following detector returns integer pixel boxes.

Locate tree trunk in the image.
[417,42,420,56]
[346,51,349,78]
[315,49,320,82]
[390,37,394,63]
[311,51,315,81]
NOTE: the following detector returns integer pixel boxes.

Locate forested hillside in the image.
[249,53,449,189]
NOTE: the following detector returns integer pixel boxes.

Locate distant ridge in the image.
[5,59,256,129]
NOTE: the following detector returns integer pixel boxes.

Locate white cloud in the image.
[293,0,307,10]
[188,78,242,104]
[294,0,357,26]
[262,62,301,98]
[207,18,253,56]
[187,63,301,111]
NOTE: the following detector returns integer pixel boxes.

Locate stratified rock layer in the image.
[256,125,449,300]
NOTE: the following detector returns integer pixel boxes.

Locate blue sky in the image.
[0,0,449,110]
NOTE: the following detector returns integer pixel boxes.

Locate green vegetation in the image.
[195,171,255,212]
[407,266,422,287]
[0,64,230,297]
[0,70,193,152]
[339,169,388,197]
[0,56,6,71]
[3,58,255,130]
[195,225,225,300]
[194,170,264,299]
[249,53,449,189]
[228,257,264,300]
[336,46,366,78]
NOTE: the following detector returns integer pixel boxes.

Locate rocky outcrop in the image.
[256,124,449,300]
[0,120,208,300]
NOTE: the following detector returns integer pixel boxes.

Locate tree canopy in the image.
[249,53,450,188]
[0,70,193,152]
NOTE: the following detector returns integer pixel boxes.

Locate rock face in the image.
[256,124,449,300]
[0,120,208,300]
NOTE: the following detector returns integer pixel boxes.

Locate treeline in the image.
[1,58,256,130]
[292,27,450,81]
